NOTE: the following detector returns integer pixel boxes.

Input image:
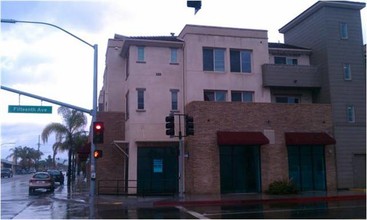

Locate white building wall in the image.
[124,43,184,184]
[101,25,317,187]
[102,39,125,112]
[179,25,271,104]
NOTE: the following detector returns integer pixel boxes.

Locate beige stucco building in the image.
[95,23,337,195]
[93,1,365,196]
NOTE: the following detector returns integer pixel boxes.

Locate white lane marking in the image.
[176,206,210,219]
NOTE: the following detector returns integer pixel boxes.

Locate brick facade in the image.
[185,101,337,194]
[95,112,126,193]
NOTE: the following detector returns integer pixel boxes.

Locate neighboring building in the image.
[93,1,365,195]
[279,0,366,189]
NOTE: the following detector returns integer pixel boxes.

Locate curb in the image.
[154,194,366,207]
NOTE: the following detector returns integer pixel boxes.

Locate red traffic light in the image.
[93,150,103,158]
[95,124,102,130]
[94,122,104,131]
[93,122,104,144]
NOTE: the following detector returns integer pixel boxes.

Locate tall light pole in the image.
[1,19,98,199]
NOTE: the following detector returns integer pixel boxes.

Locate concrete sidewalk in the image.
[70,176,365,208]
[153,190,366,207]
[88,190,366,209]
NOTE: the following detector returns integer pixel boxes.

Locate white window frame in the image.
[230,49,252,73]
[203,48,225,72]
[170,89,179,111]
[204,90,227,102]
[170,48,178,64]
[136,88,146,111]
[231,91,254,102]
[137,46,145,62]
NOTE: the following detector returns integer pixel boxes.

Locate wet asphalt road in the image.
[0,174,194,219]
[1,174,89,219]
[1,174,366,219]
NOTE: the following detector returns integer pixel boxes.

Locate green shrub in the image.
[266,179,298,195]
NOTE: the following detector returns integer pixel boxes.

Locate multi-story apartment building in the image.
[93,1,365,195]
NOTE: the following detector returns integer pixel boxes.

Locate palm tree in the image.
[7,146,22,166]
[7,146,43,172]
[41,106,87,188]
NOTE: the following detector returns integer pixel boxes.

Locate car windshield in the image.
[48,170,60,175]
[33,173,50,179]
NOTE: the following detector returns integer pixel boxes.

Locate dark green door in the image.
[220,145,261,193]
[288,145,326,191]
[137,146,178,195]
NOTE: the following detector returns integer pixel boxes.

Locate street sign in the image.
[8,105,52,114]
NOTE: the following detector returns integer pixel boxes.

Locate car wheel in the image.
[50,187,54,192]
[29,188,33,195]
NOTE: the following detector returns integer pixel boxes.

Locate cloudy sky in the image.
[1,0,366,160]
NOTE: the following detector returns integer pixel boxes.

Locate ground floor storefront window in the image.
[220,145,261,193]
[287,145,326,191]
[137,146,178,195]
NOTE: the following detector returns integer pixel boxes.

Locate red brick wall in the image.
[95,112,126,192]
[185,102,337,194]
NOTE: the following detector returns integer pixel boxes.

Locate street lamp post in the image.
[1,19,98,199]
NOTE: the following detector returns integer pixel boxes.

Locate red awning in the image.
[285,132,336,145]
[217,131,269,145]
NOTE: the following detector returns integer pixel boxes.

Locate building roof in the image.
[268,42,312,55]
[279,1,366,33]
[115,34,184,58]
[268,42,310,50]
[114,34,183,42]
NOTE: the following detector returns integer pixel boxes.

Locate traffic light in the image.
[93,150,103,158]
[187,0,201,14]
[165,115,175,136]
[93,122,104,144]
[185,115,194,136]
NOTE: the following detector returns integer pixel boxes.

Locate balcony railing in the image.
[262,64,321,88]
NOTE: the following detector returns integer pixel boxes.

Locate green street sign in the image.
[8,105,52,114]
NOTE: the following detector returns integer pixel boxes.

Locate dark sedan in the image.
[47,170,64,185]
[1,168,13,178]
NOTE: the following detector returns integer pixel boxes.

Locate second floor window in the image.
[137,88,145,110]
[274,56,298,65]
[231,91,254,102]
[137,46,145,62]
[204,90,226,102]
[203,48,225,72]
[275,96,300,104]
[230,49,252,73]
[170,89,179,111]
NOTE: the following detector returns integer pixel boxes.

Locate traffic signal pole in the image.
[165,113,194,198]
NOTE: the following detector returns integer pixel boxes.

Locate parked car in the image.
[47,170,64,185]
[29,172,55,194]
[1,168,13,178]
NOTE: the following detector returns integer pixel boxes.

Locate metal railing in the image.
[97,179,135,195]
[97,179,177,196]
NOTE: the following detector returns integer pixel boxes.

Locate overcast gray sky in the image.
[1,0,366,160]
